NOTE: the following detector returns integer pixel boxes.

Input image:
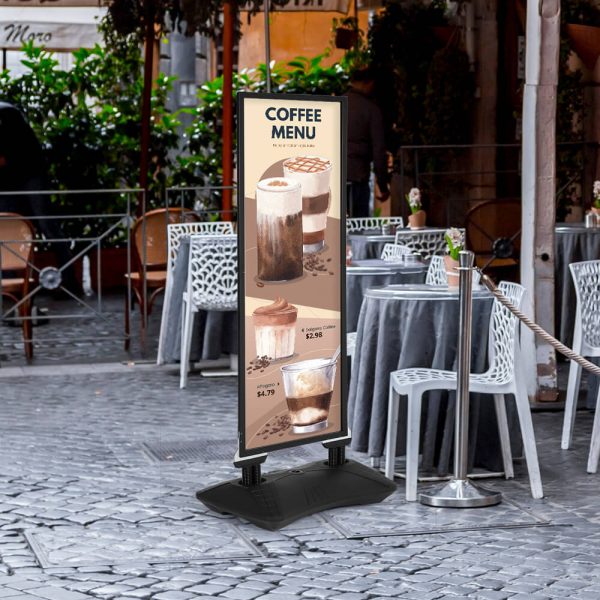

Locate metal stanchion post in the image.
[420,250,502,508]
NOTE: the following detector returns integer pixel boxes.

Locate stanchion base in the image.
[419,479,502,508]
[197,459,396,530]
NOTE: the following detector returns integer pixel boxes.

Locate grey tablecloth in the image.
[349,234,394,260]
[555,223,600,408]
[162,238,237,362]
[348,284,516,474]
[346,259,426,332]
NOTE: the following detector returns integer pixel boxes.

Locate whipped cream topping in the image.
[253,297,298,326]
[256,177,302,217]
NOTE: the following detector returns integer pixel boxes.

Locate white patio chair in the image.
[346,216,404,233]
[561,261,600,474]
[180,234,237,388]
[395,228,465,259]
[157,221,234,365]
[384,282,543,501]
[426,255,447,286]
[380,243,412,262]
[347,332,357,359]
[426,255,480,287]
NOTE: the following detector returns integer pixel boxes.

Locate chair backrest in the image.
[569,260,600,350]
[380,243,412,262]
[395,229,463,259]
[426,255,447,286]
[486,281,525,384]
[0,213,35,272]
[167,221,235,273]
[188,234,237,311]
[133,208,198,269]
[347,216,404,233]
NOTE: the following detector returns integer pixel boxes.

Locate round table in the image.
[348,233,394,261]
[346,259,427,332]
[555,223,600,407]
[347,283,516,474]
[555,223,600,346]
[161,237,238,363]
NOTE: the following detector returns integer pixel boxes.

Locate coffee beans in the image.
[258,414,291,440]
[247,355,271,374]
[303,251,334,277]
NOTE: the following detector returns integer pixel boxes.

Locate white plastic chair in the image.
[395,228,465,259]
[380,243,412,262]
[426,256,447,286]
[157,221,234,365]
[561,260,600,473]
[384,282,543,501]
[347,216,404,233]
[426,255,481,287]
[180,234,237,388]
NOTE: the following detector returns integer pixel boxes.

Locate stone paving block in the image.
[26,587,92,600]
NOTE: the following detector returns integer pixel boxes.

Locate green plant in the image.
[445,227,464,260]
[368,0,473,155]
[405,187,422,214]
[171,54,352,211]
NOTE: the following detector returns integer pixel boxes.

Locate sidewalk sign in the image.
[197,92,395,530]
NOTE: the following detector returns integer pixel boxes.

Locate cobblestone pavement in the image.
[0,368,600,599]
[0,294,159,367]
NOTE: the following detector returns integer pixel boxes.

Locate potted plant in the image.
[406,187,426,229]
[444,227,464,287]
[592,180,600,216]
[334,16,359,50]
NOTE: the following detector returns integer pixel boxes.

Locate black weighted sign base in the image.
[196,459,396,531]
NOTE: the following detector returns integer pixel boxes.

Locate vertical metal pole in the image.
[2,49,6,71]
[264,0,272,93]
[222,0,235,221]
[454,250,474,481]
[420,250,502,508]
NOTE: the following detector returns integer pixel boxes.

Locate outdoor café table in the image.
[555,222,600,407]
[346,259,426,332]
[347,283,515,475]
[161,236,238,363]
[348,232,394,260]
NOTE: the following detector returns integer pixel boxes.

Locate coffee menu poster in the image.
[238,92,347,458]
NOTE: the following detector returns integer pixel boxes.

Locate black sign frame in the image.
[236,91,348,459]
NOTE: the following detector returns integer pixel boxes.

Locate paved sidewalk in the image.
[0,368,599,599]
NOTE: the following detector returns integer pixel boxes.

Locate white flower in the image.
[594,180,600,200]
[408,187,421,208]
[445,227,463,249]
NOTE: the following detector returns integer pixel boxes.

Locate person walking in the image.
[345,67,390,217]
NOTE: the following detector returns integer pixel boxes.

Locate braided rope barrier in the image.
[478,271,600,378]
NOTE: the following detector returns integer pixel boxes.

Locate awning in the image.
[239,0,350,13]
[0,7,105,50]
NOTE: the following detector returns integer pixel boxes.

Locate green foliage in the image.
[556,0,600,219]
[0,16,180,197]
[368,0,474,153]
[171,54,351,211]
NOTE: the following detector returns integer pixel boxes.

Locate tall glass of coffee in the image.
[256,177,304,282]
[280,357,337,434]
[283,156,331,254]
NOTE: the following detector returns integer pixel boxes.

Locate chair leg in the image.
[513,381,544,499]
[124,289,131,351]
[21,300,33,361]
[562,359,582,450]
[493,394,514,479]
[180,301,195,389]
[587,387,600,474]
[384,381,400,480]
[157,284,171,365]
[405,392,422,502]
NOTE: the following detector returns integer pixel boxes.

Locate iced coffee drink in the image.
[280,357,337,434]
[283,156,331,254]
[253,297,298,360]
[256,177,304,282]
